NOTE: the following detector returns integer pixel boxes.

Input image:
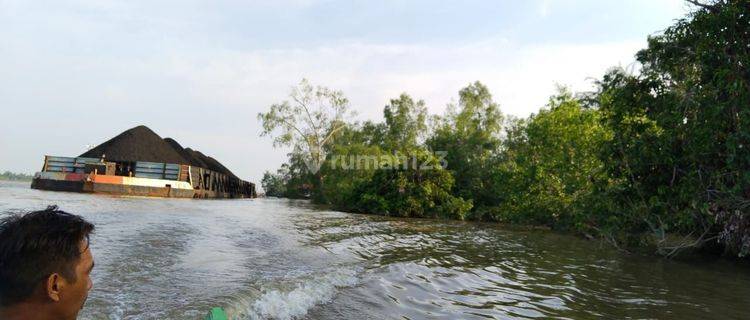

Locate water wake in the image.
[230,268,359,320]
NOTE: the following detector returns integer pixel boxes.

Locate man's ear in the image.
[46,273,64,302]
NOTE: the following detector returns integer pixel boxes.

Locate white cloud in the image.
[1,0,654,189]
[159,37,644,120]
[164,38,645,187]
[0,33,646,186]
[539,0,552,18]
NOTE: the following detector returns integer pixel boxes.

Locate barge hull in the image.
[31,172,197,199]
[32,155,256,199]
[31,176,85,193]
[88,182,196,198]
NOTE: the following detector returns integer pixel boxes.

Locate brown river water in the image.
[1,180,749,319]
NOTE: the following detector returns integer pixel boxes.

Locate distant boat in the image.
[31,125,256,199]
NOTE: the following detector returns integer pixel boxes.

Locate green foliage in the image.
[382,94,427,150]
[318,93,460,217]
[488,89,611,231]
[258,79,355,200]
[261,171,286,197]
[593,0,750,256]
[279,151,316,199]
[259,0,750,257]
[427,81,504,208]
[347,149,472,220]
[319,126,384,207]
[0,171,33,181]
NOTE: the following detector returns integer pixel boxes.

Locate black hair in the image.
[0,205,94,307]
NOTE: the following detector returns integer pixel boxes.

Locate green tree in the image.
[279,150,316,199]
[349,149,472,219]
[258,79,355,200]
[319,121,386,207]
[320,93,429,208]
[427,81,504,209]
[595,0,750,256]
[0,171,33,181]
[261,171,287,197]
[491,89,611,231]
[382,94,428,150]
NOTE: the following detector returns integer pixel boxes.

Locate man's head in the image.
[0,206,95,320]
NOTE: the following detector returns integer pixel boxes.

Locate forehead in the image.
[77,239,94,266]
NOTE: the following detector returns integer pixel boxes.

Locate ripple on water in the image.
[1,185,750,320]
[297,211,750,320]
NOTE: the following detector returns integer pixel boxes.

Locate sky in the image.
[0,0,693,188]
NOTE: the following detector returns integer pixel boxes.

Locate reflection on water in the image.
[1,180,749,319]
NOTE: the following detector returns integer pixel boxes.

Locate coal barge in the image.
[31,126,256,199]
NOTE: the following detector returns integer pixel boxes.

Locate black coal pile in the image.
[81,125,236,177]
[163,138,237,178]
[80,126,187,164]
[183,148,237,179]
[163,138,209,168]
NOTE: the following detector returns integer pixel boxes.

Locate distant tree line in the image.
[260,1,749,257]
[0,171,33,181]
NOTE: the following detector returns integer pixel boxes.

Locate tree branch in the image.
[685,0,718,12]
[292,94,320,142]
[321,124,347,146]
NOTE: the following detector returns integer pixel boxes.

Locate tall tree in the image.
[258,79,355,198]
[595,0,750,256]
[319,121,386,206]
[382,93,428,150]
[492,89,611,229]
[261,170,287,197]
[427,81,504,208]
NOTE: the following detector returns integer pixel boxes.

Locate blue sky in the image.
[0,0,691,187]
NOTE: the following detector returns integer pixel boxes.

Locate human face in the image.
[58,239,94,320]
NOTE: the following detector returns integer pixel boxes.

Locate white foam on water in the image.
[231,268,360,320]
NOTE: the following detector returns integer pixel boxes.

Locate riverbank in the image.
[288,198,747,261]
[0,171,32,182]
[260,2,750,258]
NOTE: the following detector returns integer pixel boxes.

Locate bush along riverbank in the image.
[0,171,33,182]
[259,0,750,258]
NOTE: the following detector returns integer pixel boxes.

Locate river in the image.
[0,180,748,319]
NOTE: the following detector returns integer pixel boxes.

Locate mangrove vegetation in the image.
[259,0,750,258]
[0,171,33,181]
